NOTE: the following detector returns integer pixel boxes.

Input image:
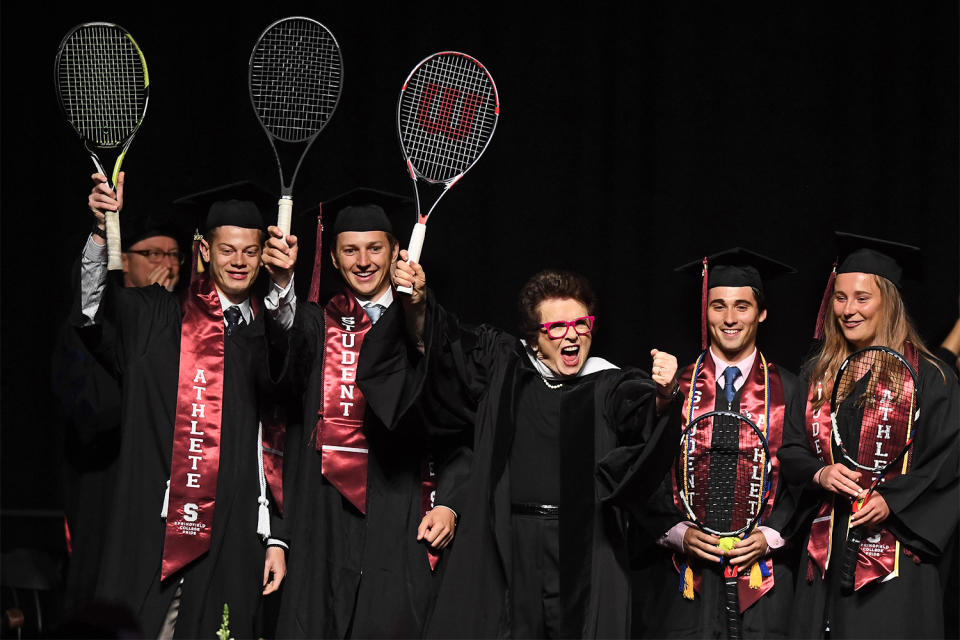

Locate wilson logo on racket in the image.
[417,84,484,140]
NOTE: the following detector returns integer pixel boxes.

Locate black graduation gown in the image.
[51,321,122,611]
[631,362,800,639]
[777,356,960,639]
[276,300,470,639]
[416,298,680,639]
[75,280,288,639]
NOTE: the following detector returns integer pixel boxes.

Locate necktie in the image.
[723,366,741,404]
[224,305,245,336]
[364,303,386,324]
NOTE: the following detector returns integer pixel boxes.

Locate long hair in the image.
[807,274,941,409]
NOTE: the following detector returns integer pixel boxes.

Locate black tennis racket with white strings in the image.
[829,346,919,593]
[55,22,150,271]
[676,410,772,640]
[249,17,342,235]
[395,51,499,293]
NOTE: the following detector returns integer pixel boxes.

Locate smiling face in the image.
[331,231,398,300]
[199,226,263,304]
[832,272,883,349]
[706,286,767,363]
[534,297,594,377]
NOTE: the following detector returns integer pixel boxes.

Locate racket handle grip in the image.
[839,524,864,593]
[724,570,742,640]
[106,210,122,271]
[277,197,293,237]
[397,223,426,295]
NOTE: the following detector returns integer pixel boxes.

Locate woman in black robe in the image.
[390,262,682,638]
[777,235,960,639]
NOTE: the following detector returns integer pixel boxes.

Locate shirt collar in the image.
[216,290,253,325]
[708,346,757,391]
[355,286,394,310]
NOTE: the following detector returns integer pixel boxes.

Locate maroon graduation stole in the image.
[261,404,286,513]
[162,277,226,581]
[316,291,373,514]
[421,455,441,571]
[672,350,786,612]
[804,343,919,590]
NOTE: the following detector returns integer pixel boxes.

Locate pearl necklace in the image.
[540,376,562,389]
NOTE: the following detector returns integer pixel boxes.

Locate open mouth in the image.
[560,344,580,367]
[721,328,742,337]
[226,270,248,280]
[353,270,376,282]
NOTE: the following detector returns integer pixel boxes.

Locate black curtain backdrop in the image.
[2,3,957,518]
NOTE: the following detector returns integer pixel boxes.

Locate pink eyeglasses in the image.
[539,315,595,340]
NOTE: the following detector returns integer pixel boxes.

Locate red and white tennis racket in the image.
[396,52,499,293]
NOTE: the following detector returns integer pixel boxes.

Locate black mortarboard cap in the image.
[301,188,414,303]
[675,247,796,350]
[120,214,185,250]
[675,247,796,295]
[835,232,920,289]
[173,181,273,233]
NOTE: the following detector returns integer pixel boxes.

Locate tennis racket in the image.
[676,410,772,640]
[396,52,499,293]
[55,22,150,271]
[249,17,343,236]
[829,346,919,593]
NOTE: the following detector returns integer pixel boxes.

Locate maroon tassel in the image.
[308,206,324,304]
[813,261,837,340]
[190,231,204,285]
[700,257,709,351]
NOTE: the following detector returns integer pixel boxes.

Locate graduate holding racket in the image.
[633,249,801,639]
[778,233,959,639]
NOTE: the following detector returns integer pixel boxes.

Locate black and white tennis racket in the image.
[249,17,342,235]
[396,52,499,293]
[55,22,150,271]
[676,410,772,640]
[829,346,919,593]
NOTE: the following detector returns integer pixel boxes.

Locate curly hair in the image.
[517,269,597,344]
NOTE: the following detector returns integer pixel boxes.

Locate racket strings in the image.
[57,25,147,147]
[399,54,497,182]
[250,19,342,143]
[835,353,916,472]
[680,415,768,536]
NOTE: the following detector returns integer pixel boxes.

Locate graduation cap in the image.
[173,181,274,234]
[675,247,796,350]
[120,214,185,251]
[812,232,922,339]
[299,188,414,303]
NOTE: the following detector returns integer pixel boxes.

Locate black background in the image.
[2,3,957,520]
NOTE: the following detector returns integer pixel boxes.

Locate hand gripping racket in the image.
[829,346,919,593]
[396,52,499,293]
[249,17,343,235]
[676,410,772,640]
[55,22,150,271]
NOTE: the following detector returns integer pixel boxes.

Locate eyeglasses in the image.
[539,315,595,340]
[125,249,185,265]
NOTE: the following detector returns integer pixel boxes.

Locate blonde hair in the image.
[808,274,941,409]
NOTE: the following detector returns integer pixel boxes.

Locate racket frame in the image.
[248,16,343,235]
[828,345,920,592]
[55,22,150,270]
[395,51,499,290]
[676,409,772,640]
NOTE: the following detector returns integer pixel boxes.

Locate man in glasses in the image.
[390,263,681,639]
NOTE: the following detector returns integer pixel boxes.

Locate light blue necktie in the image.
[364,303,386,324]
[723,366,741,405]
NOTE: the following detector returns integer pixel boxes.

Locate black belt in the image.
[511,503,559,518]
